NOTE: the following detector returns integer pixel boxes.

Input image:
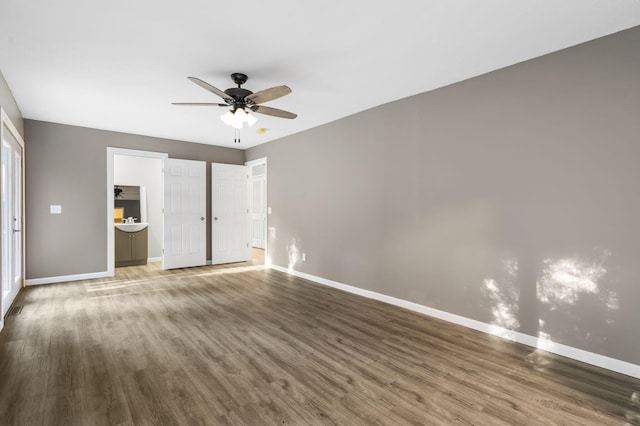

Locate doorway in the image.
[107,148,167,275]
[1,109,25,327]
[246,158,267,266]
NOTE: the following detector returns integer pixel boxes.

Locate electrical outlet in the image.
[302,253,306,262]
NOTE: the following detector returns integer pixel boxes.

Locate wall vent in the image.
[7,305,23,316]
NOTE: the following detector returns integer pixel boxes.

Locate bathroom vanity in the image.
[115,224,148,267]
[114,184,150,267]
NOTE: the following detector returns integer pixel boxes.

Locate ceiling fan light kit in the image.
[220,108,257,129]
[172,72,297,137]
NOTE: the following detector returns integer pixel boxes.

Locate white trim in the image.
[107,147,168,277]
[0,109,24,150]
[147,257,162,263]
[269,264,640,379]
[0,108,26,333]
[26,271,111,286]
[244,157,267,167]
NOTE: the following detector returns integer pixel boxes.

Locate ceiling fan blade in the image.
[171,102,228,106]
[187,77,231,100]
[246,85,292,104]
[251,105,297,119]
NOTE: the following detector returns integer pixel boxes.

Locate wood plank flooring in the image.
[1,260,639,425]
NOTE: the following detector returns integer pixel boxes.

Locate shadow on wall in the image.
[482,247,619,351]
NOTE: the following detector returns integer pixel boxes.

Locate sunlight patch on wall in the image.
[286,237,302,273]
[538,257,605,305]
[536,248,619,345]
[538,327,551,342]
[482,256,519,329]
[537,250,617,310]
[267,226,276,267]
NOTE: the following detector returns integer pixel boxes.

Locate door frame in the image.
[0,108,26,330]
[245,157,268,265]
[106,147,167,276]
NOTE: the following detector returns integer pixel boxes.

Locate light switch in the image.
[50,205,62,214]
[267,207,272,214]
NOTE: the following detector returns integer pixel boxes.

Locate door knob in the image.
[201,217,205,221]
[213,217,218,221]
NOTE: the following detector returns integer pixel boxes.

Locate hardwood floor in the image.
[1,261,639,425]
[251,248,265,266]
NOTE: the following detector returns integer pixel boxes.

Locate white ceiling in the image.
[1,1,639,149]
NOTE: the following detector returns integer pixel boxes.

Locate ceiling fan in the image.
[172,73,297,129]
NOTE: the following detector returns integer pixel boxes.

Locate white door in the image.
[1,118,24,322]
[163,158,206,269]
[211,163,250,265]
[251,174,266,249]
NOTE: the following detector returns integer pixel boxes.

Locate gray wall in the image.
[0,68,23,137]
[25,120,244,279]
[247,26,640,365]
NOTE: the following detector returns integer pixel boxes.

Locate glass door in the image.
[1,116,24,320]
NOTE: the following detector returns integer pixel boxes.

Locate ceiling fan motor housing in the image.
[224,87,253,101]
[226,73,253,109]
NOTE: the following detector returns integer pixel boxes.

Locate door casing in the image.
[245,157,268,265]
[106,148,167,276]
[0,108,25,331]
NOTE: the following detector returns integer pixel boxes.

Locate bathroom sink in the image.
[115,223,148,233]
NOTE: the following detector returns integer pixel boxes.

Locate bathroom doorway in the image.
[107,148,167,276]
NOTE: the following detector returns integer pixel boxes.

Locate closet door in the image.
[162,158,206,269]
[211,163,250,265]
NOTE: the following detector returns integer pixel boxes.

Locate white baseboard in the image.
[26,271,111,286]
[270,264,640,379]
[148,257,162,263]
